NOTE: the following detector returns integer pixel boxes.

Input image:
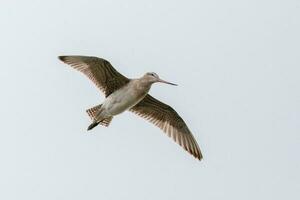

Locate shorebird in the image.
[59,55,202,160]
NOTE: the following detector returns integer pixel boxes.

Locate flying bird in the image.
[59,55,202,160]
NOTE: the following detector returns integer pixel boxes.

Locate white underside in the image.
[100,80,149,117]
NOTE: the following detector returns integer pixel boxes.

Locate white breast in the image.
[102,80,150,116]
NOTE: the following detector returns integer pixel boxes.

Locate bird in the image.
[58,55,202,160]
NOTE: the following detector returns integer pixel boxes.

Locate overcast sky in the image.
[0,0,299,199]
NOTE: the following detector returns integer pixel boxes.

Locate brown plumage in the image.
[59,56,129,97]
[130,95,202,160]
[59,55,203,160]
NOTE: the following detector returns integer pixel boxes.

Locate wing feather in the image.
[59,55,130,97]
[130,95,202,160]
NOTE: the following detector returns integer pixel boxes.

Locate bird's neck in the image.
[135,78,152,93]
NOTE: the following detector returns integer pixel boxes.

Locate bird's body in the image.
[59,55,203,160]
[96,79,150,119]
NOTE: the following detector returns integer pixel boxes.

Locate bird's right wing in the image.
[58,56,130,97]
[130,94,202,160]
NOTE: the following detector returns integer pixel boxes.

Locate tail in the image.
[87,117,113,130]
[86,104,102,120]
[86,104,113,129]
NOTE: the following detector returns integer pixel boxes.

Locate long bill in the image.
[158,78,178,86]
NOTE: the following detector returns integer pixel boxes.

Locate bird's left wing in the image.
[59,56,130,97]
[130,94,203,160]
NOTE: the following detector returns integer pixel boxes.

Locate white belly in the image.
[101,82,149,116]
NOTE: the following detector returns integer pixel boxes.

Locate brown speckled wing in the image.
[58,56,130,97]
[130,94,202,160]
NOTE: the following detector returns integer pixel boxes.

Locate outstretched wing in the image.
[130,94,202,160]
[59,56,130,97]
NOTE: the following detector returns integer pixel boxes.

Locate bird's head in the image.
[142,72,177,86]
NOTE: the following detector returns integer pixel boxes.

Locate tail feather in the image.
[86,104,102,120]
[86,104,113,129]
[99,116,113,127]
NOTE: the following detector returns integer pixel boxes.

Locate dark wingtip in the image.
[58,56,66,62]
[197,151,203,161]
[193,149,203,161]
[198,155,203,161]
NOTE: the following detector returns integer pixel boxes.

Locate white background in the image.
[0,0,299,199]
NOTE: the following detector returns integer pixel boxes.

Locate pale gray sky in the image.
[0,0,299,199]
